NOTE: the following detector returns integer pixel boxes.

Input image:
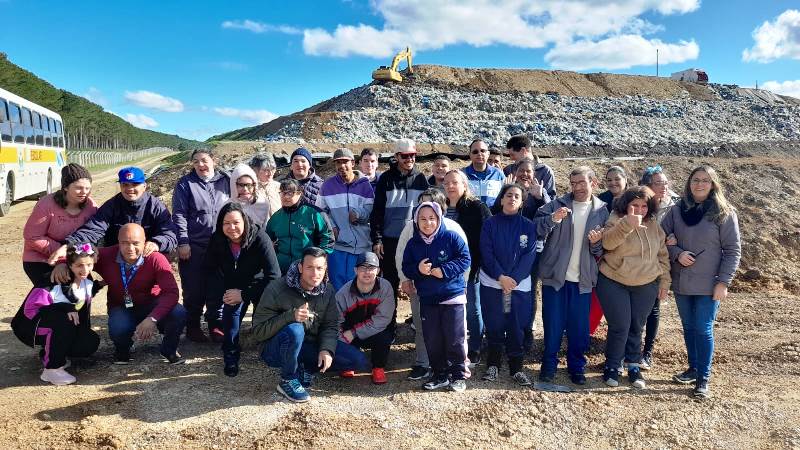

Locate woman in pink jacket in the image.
[23,164,98,287]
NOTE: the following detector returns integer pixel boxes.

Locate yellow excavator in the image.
[372,47,413,82]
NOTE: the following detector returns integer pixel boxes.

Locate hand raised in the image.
[624,205,646,229]
[294,302,310,322]
[552,207,571,222]
[418,258,433,276]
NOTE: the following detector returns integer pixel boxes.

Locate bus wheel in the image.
[0,175,12,217]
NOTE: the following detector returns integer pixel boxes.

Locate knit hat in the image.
[291,147,313,165]
[61,163,92,189]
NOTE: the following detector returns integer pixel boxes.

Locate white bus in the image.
[0,87,66,216]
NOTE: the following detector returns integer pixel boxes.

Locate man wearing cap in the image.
[49,166,177,267]
[335,252,395,384]
[370,138,429,293]
[464,138,505,207]
[316,148,375,290]
[283,148,324,206]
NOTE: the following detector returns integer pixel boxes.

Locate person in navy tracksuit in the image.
[479,184,538,385]
[402,202,471,392]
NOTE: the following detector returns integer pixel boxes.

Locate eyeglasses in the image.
[398,153,416,160]
[236,182,255,189]
[650,181,669,187]
[280,190,299,197]
[357,265,379,272]
[75,243,95,255]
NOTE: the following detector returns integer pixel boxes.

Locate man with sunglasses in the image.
[464,138,505,207]
[370,138,429,295]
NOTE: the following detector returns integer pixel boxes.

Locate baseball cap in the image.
[118,167,146,184]
[393,138,417,154]
[332,148,355,161]
[356,252,380,268]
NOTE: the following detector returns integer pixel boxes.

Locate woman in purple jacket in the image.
[172,149,231,343]
[661,165,741,399]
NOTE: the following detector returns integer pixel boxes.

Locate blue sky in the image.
[2,0,799,141]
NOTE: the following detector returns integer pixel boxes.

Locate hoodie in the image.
[600,212,671,290]
[172,169,230,247]
[370,162,429,243]
[229,164,271,227]
[316,171,374,254]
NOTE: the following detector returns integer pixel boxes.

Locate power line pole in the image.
[656,48,659,77]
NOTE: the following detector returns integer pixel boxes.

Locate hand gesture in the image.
[498,275,517,294]
[624,205,646,229]
[134,318,158,341]
[430,267,444,279]
[294,302,310,322]
[50,263,71,284]
[505,174,516,185]
[341,329,355,343]
[47,245,68,266]
[418,258,433,276]
[143,241,160,257]
[712,282,728,301]
[222,289,243,305]
[177,244,192,261]
[587,226,602,244]
[318,350,333,373]
[400,279,417,295]
[665,233,677,246]
[677,251,695,267]
[373,243,384,259]
[552,207,571,222]
[67,311,80,325]
[531,179,544,200]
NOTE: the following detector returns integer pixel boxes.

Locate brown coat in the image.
[600,212,671,290]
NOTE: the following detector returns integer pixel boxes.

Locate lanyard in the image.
[119,261,141,298]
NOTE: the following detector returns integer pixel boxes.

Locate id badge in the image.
[124,294,134,309]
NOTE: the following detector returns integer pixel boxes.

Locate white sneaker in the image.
[512,371,533,386]
[40,368,76,386]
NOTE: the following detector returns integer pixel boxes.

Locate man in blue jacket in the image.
[464,138,505,207]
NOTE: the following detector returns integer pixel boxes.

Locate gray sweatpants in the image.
[410,293,429,367]
[595,273,658,370]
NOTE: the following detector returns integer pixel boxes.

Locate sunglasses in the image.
[398,153,416,160]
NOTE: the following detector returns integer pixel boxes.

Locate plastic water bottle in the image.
[503,292,512,313]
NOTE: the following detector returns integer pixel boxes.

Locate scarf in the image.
[679,198,712,227]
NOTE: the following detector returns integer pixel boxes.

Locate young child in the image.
[11,243,104,385]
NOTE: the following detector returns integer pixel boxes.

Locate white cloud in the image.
[743,9,800,62]
[221,19,301,35]
[125,113,159,129]
[762,80,800,99]
[83,87,108,107]
[124,90,184,112]
[212,107,278,125]
[300,0,700,58]
[545,35,700,70]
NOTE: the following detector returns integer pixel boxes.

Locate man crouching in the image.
[252,247,367,402]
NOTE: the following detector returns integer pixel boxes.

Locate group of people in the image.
[12,135,741,404]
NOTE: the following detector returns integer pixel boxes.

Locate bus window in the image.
[56,120,64,147]
[9,102,23,144]
[0,98,11,142]
[21,106,34,145]
[33,111,44,145]
[43,114,52,146]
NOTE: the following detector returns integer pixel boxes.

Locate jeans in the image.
[642,298,661,356]
[260,323,368,380]
[675,294,720,380]
[540,282,590,375]
[465,281,483,356]
[328,250,361,292]
[107,303,187,356]
[221,300,252,366]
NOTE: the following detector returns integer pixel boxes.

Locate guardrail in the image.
[66,147,175,168]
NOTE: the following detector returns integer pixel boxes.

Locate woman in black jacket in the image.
[442,169,491,365]
[205,202,281,376]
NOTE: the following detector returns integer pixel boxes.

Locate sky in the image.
[1,0,799,141]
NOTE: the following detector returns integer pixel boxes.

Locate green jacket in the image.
[266,203,333,273]
[251,261,339,356]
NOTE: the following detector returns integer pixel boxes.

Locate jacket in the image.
[316,171,374,254]
[252,261,339,356]
[451,196,491,283]
[464,165,505,207]
[284,168,324,207]
[23,193,98,263]
[336,277,395,341]
[229,164,271,226]
[203,221,281,305]
[396,217,467,284]
[661,201,741,295]
[402,221,471,306]
[533,193,609,294]
[66,191,177,253]
[597,190,617,213]
[600,212,671,290]
[479,213,538,289]
[257,179,282,219]
[266,203,334,273]
[172,169,230,247]
[370,163,429,242]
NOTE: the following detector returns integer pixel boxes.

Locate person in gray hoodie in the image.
[172,149,230,342]
[533,166,608,385]
[228,163,271,227]
[661,165,740,399]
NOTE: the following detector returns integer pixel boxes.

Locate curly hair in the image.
[612,186,657,221]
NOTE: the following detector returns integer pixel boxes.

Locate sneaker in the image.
[224,363,239,377]
[298,366,315,388]
[186,326,208,343]
[693,379,710,399]
[209,327,225,344]
[407,365,432,380]
[628,366,646,389]
[423,374,450,390]
[340,370,355,378]
[640,353,653,371]
[538,371,555,383]
[482,365,499,382]
[161,351,186,365]
[40,368,76,386]
[113,349,131,365]
[372,368,387,384]
[467,351,481,369]
[60,359,72,370]
[570,372,587,385]
[673,368,697,385]
[603,367,620,387]
[277,378,309,403]
[449,379,467,392]
[512,371,532,386]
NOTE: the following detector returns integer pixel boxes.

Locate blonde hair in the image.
[683,165,734,224]
[444,169,478,201]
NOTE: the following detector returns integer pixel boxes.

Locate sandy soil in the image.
[1,155,799,449]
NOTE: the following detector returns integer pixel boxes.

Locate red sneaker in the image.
[372,368,387,384]
[340,370,355,378]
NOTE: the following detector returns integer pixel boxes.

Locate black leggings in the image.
[23,262,54,288]
[35,308,99,369]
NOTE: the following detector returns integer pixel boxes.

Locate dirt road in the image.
[0,157,798,449]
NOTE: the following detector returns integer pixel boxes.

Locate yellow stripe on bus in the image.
[28,149,58,162]
[0,147,18,163]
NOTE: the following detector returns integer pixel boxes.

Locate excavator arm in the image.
[372,47,413,82]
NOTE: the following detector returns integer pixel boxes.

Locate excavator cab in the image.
[372,47,412,83]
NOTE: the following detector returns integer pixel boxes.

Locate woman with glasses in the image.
[228,163,270,227]
[598,166,628,213]
[172,149,231,342]
[249,153,281,219]
[266,178,334,274]
[661,166,741,399]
